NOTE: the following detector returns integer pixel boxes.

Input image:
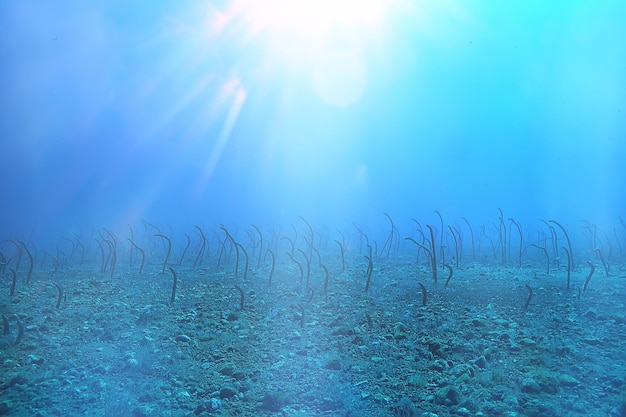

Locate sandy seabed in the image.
[1,251,625,417]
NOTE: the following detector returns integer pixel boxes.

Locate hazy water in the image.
[1,1,625,247]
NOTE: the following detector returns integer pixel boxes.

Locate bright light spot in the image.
[232,0,389,106]
[243,0,386,44]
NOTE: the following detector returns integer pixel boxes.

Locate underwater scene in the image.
[1,1,626,416]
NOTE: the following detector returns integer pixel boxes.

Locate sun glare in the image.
[243,0,386,45]
[228,0,391,106]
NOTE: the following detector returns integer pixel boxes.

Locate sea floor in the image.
[1,255,625,417]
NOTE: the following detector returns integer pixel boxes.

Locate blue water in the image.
[1,2,626,416]
[2,1,625,238]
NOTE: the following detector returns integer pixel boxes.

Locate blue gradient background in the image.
[1,1,625,240]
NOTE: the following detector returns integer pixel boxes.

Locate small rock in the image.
[509,344,521,352]
[434,386,461,405]
[8,376,27,387]
[471,318,487,327]
[430,359,449,372]
[498,333,511,342]
[174,334,191,343]
[260,392,284,411]
[612,314,626,325]
[519,338,536,347]
[27,355,44,365]
[558,374,580,387]
[220,386,237,399]
[352,336,365,345]
[232,371,246,380]
[219,365,235,376]
[124,358,140,371]
[394,332,408,340]
[450,363,474,378]
[494,319,510,327]
[583,309,598,320]
[394,322,408,332]
[209,398,222,411]
[520,378,541,393]
[324,358,342,370]
[472,355,487,369]
[582,337,601,346]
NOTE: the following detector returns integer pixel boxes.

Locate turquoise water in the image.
[2,1,625,234]
[1,2,626,416]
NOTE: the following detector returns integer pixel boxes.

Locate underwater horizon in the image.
[1,1,626,417]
